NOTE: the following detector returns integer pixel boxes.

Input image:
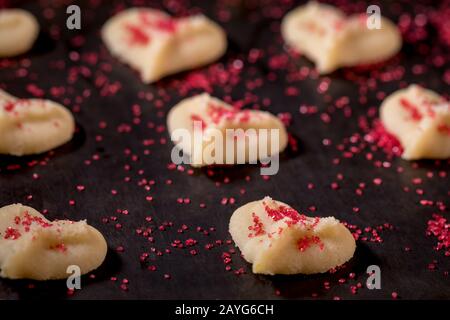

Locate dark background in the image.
[0,0,448,299]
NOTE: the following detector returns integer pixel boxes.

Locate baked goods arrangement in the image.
[0,1,448,300]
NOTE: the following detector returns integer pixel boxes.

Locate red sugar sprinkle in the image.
[399,98,423,121]
[52,243,67,252]
[3,227,21,240]
[248,212,265,237]
[263,202,305,223]
[438,124,450,136]
[125,24,150,45]
[365,120,403,157]
[297,236,324,252]
[373,178,383,185]
[139,12,177,33]
[26,84,45,97]
[190,114,207,129]
[426,214,449,256]
[206,103,250,125]
[3,101,15,112]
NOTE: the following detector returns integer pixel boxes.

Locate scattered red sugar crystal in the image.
[53,243,67,252]
[430,0,450,47]
[248,212,265,237]
[297,236,324,252]
[426,214,449,256]
[125,24,150,45]
[139,12,177,33]
[3,101,15,112]
[364,119,403,157]
[399,98,423,121]
[3,227,21,240]
[373,178,383,185]
[190,114,206,129]
[263,202,305,223]
[26,84,45,97]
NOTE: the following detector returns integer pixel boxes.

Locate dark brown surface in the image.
[0,0,449,299]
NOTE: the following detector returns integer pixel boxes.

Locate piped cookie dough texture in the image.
[281,2,402,74]
[380,84,450,160]
[229,197,356,275]
[167,93,288,167]
[0,204,107,280]
[0,9,39,57]
[0,89,75,156]
[102,8,227,83]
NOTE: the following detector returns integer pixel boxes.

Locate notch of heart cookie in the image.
[0,204,107,280]
[167,93,288,167]
[0,89,75,156]
[229,197,356,275]
[380,85,450,160]
[102,8,227,83]
[281,2,402,74]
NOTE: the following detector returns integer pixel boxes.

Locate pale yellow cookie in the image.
[380,85,450,160]
[167,93,288,167]
[0,204,107,280]
[0,9,39,57]
[102,8,227,83]
[229,197,356,275]
[281,2,401,73]
[0,89,75,156]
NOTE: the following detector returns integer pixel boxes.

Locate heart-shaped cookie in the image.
[167,93,288,169]
[102,8,227,83]
[0,89,75,156]
[0,204,107,280]
[229,197,356,275]
[380,85,450,160]
[0,9,39,58]
[281,2,402,74]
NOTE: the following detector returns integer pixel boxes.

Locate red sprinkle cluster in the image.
[261,202,324,251]
[207,103,251,125]
[124,24,150,45]
[263,202,305,222]
[139,12,177,33]
[2,211,53,240]
[248,212,265,237]
[125,12,178,46]
[427,214,450,256]
[364,119,403,157]
[297,236,324,252]
[399,98,423,121]
[3,227,21,240]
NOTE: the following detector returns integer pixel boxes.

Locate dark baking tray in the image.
[0,0,448,299]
